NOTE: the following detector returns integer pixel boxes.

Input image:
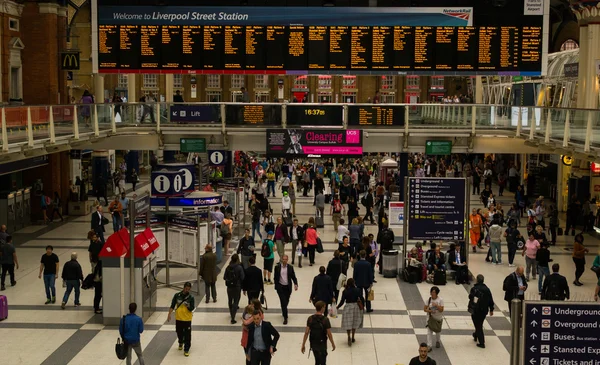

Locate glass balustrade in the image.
[1,102,599,155]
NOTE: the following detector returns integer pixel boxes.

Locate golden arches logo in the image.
[61,53,79,70]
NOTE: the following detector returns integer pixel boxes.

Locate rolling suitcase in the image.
[0,295,7,320]
[316,215,324,228]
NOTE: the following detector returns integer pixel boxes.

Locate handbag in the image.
[367,286,375,301]
[591,266,600,275]
[336,261,347,290]
[115,316,128,360]
[316,238,324,253]
[426,298,443,333]
[356,298,364,311]
[82,273,95,290]
[260,293,268,310]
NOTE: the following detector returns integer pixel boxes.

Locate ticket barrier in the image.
[14,190,23,231]
[22,187,31,228]
[99,228,160,325]
[0,192,16,233]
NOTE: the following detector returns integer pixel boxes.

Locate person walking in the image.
[274,255,298,325]
[424,286,444,352]
[541,263,570,300]
[503,266,528,314]
[469,208,483,253]
[108,195,123,232]
[39,245,59,304]
[91,205,108,243]
[468,274,494,349]
[326,250,346,303]
[225,254,245,324]
[548,205,559,245]
[488,217,503,264]
[262,231,276,284]
[237,228,255,270]
[222,213,234,254]
[362,188,375,224]
[504,220,523,267]
[289,219,304,267]
[91,255,103,314]
[0,235,18,290]
[572,233,589,286]
[274,217,289,261]
[243,256,264,304]
[409,343,437,365]
[535,241,552,295]
[523,233,540,281]
[330,195,345,232]
[167,282,195,357]
[200,244,217,304]
[310,266,335,314]
[50,192,64,222]
[592,253,600,280]
[245,310,280,365]
[60,252,83,308]
[301,301,336,365]
[336,278,364,346]
[119,302,146,365]
[353,250,374,313]
[304,218,319,266]
[41,191,50,224]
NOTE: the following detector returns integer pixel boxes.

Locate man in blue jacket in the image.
[353,250,374,313]
[119,302,145,365]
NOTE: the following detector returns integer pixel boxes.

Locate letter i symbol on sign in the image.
[159,176,165,191]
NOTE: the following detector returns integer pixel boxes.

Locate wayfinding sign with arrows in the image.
[523,302,600,365]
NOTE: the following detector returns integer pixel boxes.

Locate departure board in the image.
[225,104,282,125]
[287,105,343,126]
[97,24,544,74]
[347,106,405,127]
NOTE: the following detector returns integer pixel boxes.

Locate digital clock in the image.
[286,105,343,126]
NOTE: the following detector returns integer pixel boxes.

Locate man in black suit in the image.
[274,255,298,325]
[289,219,304,267]
[246,310,280,365]
[541,263,570,301]
[448,243,469,284]
[503,266,528,314]
[243,256,264,304]
[469,274,495,349]
[91,205,107,243]
[353,250,374,313]
[222,201,234,217]
[310,266,335,314]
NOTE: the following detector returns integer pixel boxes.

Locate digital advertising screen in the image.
[94,3,546,75]
[266,129,363,158]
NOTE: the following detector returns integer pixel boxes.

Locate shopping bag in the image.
[115,112,122,123]
[367,287,375,301]
[328,305,338,318]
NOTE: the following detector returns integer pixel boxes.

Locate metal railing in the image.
[1,102,598,153]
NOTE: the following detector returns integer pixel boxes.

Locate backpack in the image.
[224,264,238,287]
[468,287,486,314]
[220,223,229,237]
[264,219,275,234]
[545,277,563,300]
[308,315,327,346]
[333,200,342,213]
[261,239,272,258]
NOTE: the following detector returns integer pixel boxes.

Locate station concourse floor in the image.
[2,181,599,365]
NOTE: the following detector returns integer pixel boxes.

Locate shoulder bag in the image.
[115,316,128,360]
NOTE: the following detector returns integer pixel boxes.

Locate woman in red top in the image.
[304,217,320,266]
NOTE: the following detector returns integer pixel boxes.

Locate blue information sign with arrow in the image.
[523,301,600,365]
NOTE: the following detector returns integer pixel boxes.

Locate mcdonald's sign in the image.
[61,52,80,70]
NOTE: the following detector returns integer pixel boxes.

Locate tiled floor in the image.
[2,178,598,365]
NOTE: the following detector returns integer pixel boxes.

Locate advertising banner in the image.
[266,129,363,158]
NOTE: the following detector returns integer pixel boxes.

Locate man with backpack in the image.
[468,274,494,349]
[224,254,245,324]
[541,263,570,301]
[262,231,276,284]
[301,301,336,365]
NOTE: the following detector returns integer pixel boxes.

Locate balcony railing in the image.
[0,102,597,153]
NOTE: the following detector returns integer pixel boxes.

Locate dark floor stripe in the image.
[0,322,83,330]
[40,329,100,365]
[140,330,178,365]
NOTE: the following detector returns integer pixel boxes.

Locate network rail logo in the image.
[442,8,472,21]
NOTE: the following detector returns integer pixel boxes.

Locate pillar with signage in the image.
[403,177,469,272]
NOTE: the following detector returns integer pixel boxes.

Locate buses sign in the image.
[61,52,80,70]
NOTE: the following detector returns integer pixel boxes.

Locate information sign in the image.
[523,302,600,365]
[425,140,452,155]
[407,177,466,240]
[389,202,404,227]
[170,105,218,124]
[180,138,206,153]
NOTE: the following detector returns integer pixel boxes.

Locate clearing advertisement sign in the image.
[266,129,363,157]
